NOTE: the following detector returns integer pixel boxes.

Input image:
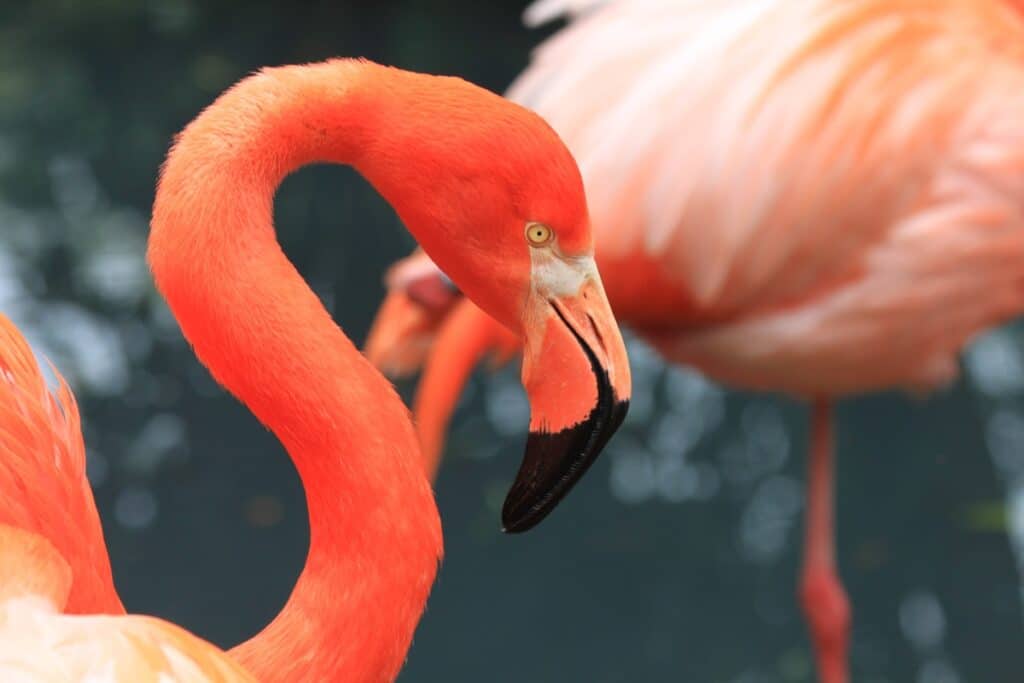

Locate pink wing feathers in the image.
[510,0,1024,395]
[0,314,123,615]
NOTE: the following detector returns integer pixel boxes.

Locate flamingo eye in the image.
[525,222,554,246]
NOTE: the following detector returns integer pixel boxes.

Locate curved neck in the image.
[150,60,442,682]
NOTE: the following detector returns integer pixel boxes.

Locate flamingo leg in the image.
[799,399,851,683]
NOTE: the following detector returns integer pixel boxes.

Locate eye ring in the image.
[525,222,554,246]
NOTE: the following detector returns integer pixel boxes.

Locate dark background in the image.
[2,2,1023,681]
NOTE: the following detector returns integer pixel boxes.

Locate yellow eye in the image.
[525,222,554,246]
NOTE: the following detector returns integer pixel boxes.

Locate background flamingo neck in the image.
[415,299,507,480]
[149,60,442,682]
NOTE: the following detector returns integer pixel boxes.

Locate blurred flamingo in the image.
[0,57,630,681]
[364,1,1024,681]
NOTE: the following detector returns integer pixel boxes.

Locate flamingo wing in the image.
[0,567,254,682]
[510,0,1024,394]
[0,314,122,614]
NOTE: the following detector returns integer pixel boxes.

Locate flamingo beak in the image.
[503,260,631,532]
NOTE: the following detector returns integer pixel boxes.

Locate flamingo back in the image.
[0,314,123,615]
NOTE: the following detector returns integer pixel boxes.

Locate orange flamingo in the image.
[0,58,631,681]
[364,2,1024,681]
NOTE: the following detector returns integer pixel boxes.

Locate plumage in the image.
[0,317,122,617]
[0,600,254,683]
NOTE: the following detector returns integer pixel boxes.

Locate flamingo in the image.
[363,1,1024,681]
[0,57,631,681]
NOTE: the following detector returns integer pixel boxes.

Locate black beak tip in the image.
[500,510,533,535]
[500,397,629,534]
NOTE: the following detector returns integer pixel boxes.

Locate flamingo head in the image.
[361,79,631,531]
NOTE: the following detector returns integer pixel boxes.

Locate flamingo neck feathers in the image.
[149,59,443,682]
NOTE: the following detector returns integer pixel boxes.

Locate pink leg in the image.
[799,399,851,683]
